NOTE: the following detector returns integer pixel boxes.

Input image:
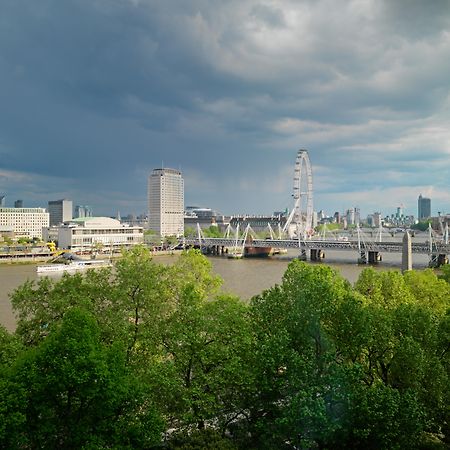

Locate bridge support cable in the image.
[356,225,384,264]
[428,223,449,267]
[232,223,240,255]
[357,224,366,264]
[428,224,434,265]
[242,224,251,254]
[376,222,383,243]
[267,223,275,240]
[223,223,232,239]
[196,223,206,253]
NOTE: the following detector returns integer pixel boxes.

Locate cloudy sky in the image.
[1,0,450,218]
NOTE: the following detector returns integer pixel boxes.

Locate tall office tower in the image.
[418,194,431,220]
[0,195,5,207]
[346,208,355,226]
[373,212,382,228]
[74,205,93,218]
[48,199,73,226]
[354,207,361,225]
[14,200,23,208]
[148,168,184,237]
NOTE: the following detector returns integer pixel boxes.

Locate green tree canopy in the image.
[0,308,163,449]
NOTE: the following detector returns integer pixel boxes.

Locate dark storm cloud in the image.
[0,0,449,216]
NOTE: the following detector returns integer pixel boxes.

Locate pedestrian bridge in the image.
[184,235,450,267]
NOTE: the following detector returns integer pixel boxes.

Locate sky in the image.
[1,0,450,218]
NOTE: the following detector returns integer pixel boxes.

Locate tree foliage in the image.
[2,248,450,448]
[1,308,163,449]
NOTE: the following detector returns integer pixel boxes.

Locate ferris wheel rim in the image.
[284,149,314,238]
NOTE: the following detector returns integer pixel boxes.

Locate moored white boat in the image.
[37,260,111,274]
[227,252,243,259]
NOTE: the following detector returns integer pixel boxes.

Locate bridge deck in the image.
[185,238,450,254]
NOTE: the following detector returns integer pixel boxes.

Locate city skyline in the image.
[1,1,449,216]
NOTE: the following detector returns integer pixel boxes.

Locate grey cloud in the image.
[0,0,449,216]
[250,4,286,28]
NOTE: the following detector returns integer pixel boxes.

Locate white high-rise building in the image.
[148,168,184,237]
[0,207,49,238]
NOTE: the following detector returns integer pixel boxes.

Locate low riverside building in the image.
[43,217,143,252]
[229,215,287,233]
[0,207,49,239]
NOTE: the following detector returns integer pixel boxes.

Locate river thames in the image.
[0,249,431,332]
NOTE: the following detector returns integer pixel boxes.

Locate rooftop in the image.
[67,217,123,228]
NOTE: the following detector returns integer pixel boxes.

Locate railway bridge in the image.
[184,233,450,268]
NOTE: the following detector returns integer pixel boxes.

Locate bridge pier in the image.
[429,254,448,268]
[310,249,325,261]
[368,251,382,264]
[298,249,307,261]
[358,251,367,264]
[402,232,412,273]
[208,245,225,256]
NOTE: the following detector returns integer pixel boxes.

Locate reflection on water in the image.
[0,250,431,332]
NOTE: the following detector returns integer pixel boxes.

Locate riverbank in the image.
[0,256,54,264]
[0,248,184,264]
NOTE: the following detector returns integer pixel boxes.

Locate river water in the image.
[0,249,430,332]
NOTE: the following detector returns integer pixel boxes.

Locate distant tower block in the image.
[402,231,412,273]
[283,149,314,238]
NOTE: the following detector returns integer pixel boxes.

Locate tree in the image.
[0,308,164,449]
[247,262,354,448]
[403,269,450,315]
[438,264,450,284]
[0,326,23,367]
[164,235,179,247]
[203,225,222,238]
[155,293,253,432]
[184,226,196,238]
[167,428,238,449]
[246,262,449,448]
[411,221,431,231]
[352,268,449,444]
[11,268,114,346]
[347,384,424,450]
[7,247,449,447]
